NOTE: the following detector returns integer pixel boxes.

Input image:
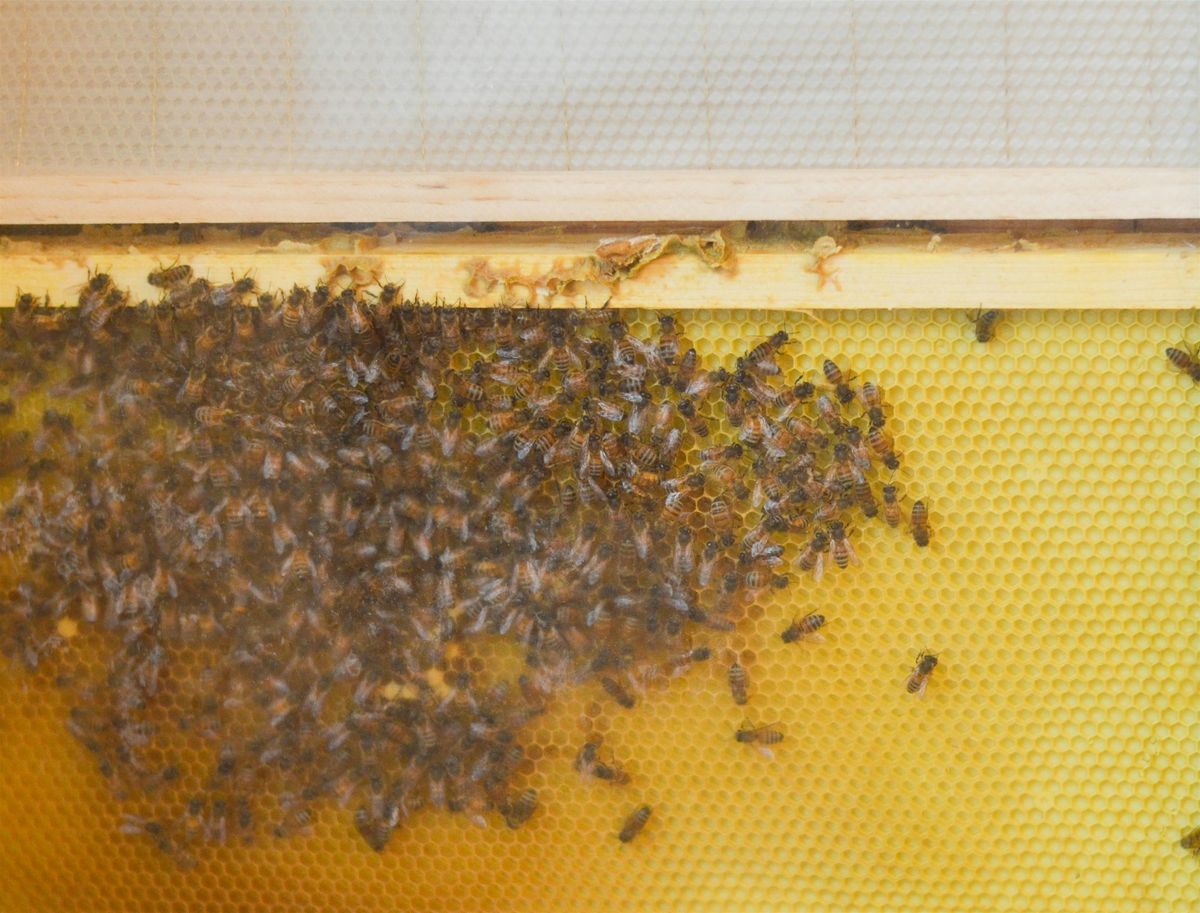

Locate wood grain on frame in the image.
[2,228,1197,311]
[1,169,1197,224]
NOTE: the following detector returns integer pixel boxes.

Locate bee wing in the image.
[845,538,862,566]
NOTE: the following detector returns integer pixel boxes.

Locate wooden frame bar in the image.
[3,228,1197,311]
[1,168,1197,224]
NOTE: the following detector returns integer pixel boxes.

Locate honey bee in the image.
[815,393,845,432]
[1181,826,1200,857]
[822,358,857,404]
[663,645,711,677]
[970,305,1002,343]
[781,612,826,643]
[854,477,878,518]
[911,500,930,547]
[827,520,860,568]
[722,384,747,428]
[538,323,583,374]
[866,426,900,471]
[674,347,698,392]
[794,531,829,582]
[675,398,709,438]
[618,805,652,843]
[727,658,749,705]
[600,675,636,709]
[501,788,538,829]
[684,366,728,399]
[735,721,784,758]
[1165,343,1200,383]
[148,260,194,290]
[881,484,901,528]
[575,738,602,774]
[905,650,939,697]
[858,381,885,428]
[744,331,790,373]
[655,315,680,365]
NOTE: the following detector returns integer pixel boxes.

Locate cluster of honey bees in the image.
[0,265,932,862]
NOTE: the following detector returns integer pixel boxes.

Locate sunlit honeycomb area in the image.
[0,235,1198,913]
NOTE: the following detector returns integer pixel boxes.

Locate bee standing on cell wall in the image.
[969,306,1002,343]
[781,612,826,644]
[618,805,652,843]
[727,657,749,706]
[1165,343,1200,383]
[735,721,784,758]
[1181,826,1200,857]
[501,788,538,829]
[905,651,939,697]
[910,500,930,547]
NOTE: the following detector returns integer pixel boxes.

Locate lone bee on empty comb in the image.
[905,650,939,698]
[618,805,652,843]
[910,500,930,548]
[1181,826,1200,857]
[969,305,1002,343]
[735,720,784,758]
[1165,342,1200,383]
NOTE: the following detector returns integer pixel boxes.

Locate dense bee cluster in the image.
[0,269,924,862]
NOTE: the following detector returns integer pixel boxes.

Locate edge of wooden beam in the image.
[2,169,1197,224]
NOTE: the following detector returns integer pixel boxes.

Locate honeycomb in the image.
[1,304,1198,913]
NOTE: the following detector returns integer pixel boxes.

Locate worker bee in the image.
[859,380,885,427]
[854,477,878,518]
[727,658,749,705]
[618,805,652,843]
[781,612,826,643]
[655,314,680,365]
[501,788,538,829]
[1181,826,1200,857]
[866,426,900,470]
[735,721,784,758]
[674,347,699,391]
[881,484,901,528]
[1165,342,1200,383]
[575,738,603,775]
[827,520,860,568]
[911,500,930,547]
[600,675,636,709]
[970,305,1002,343]
[675,398,709,439]
[744,331,790,373]
[148,260,194,290]
[795,531,830,582]
[683,366,729,399]
[905,650,939,697]
[822,358,857,404]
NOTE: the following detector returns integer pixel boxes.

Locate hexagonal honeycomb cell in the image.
[0,297,1198,913]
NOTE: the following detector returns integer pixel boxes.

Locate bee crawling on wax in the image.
[735,720,785,759]
[905,650,939,698]
[969,305,1002,343]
